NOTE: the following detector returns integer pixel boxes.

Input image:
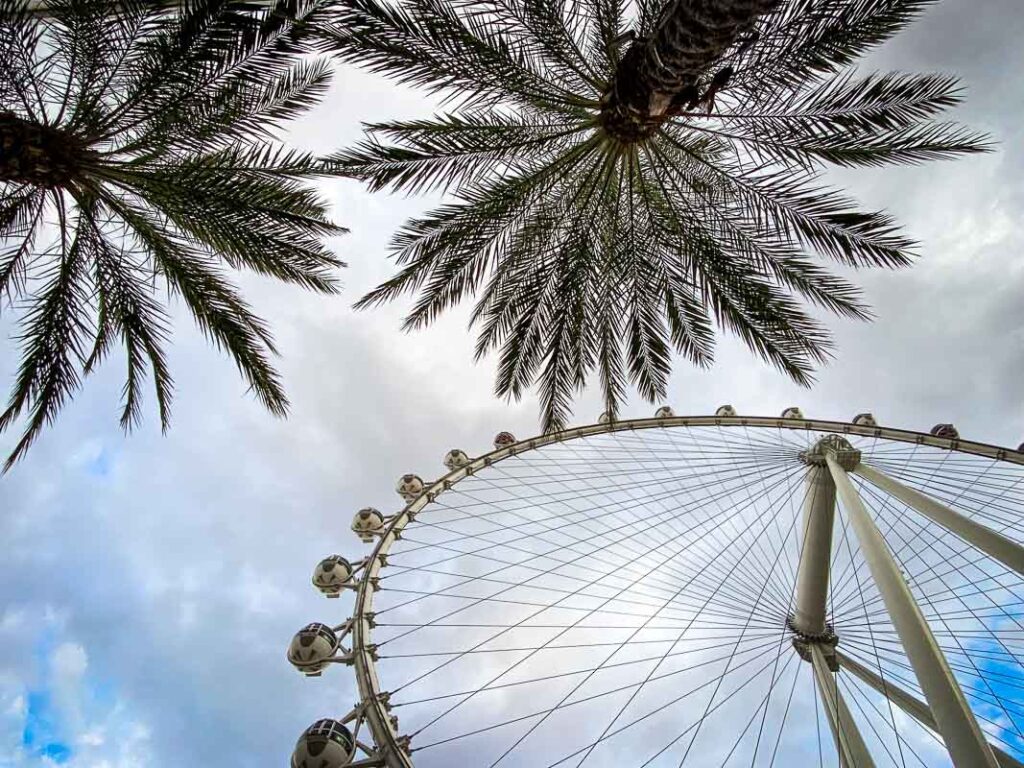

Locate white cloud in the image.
[2,1,1023,765]
[51,644,87,685]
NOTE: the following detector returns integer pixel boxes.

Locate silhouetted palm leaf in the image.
[0,0,345,469]
[322,0,989,430]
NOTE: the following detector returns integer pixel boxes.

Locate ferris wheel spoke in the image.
[665,427,804,616]
[386,473,804,729]
[703,647,796,767]
[421,452,792,527]
[406,636,786,760]
[838,650,947,768]
[828,448,951,612]
[830,557,1024,630]
[419,456,794,540]
[866,471,1024,540]
[726,619,803,767]
[840,673,930,768]
[827,454,995,765]
[290,417,1024,767]
[551,461,806,768]
[399,453,799,566]
[827,444,1019,765]
[858,459,1024,538]
[544,435,800,610]
[432,450,789,492]
[855,677,921,768]
[827,481,1019,638]
[856,489,1024,744]
[831,541,1024,620]
[542,641,793,768]
[761,643,805,767]
[479,471,806,767]
[384,518,772,700]
[377,570,790,627]
[381,547,794,627]
[377,459,806,636]
[593,424,806,458]
[637,649,800,768]
[838,636,1024,712]
[875,521,1024,672]
[837,638,1024,740]
[390,631,785,708]
[851,481,1024,631]
[379,476,761,613]
[670,489,805,767]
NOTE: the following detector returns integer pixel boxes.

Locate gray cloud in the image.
[2,0,1024,764]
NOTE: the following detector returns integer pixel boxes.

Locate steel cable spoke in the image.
[328,420,1024,767]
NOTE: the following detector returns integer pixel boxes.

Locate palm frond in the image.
[0,0,49,118]
[131,57,336,154]
[583,0,627,79]
[707,71,991,168]
[530,238,590,432]
[0,195,92,470]
[116,151,344,291]
[325,0,989,428]
[0,186,46,302]
[736,0,935,98]
[356,136,602,317]
[659,129,915,269]
[103,194,289,417]
[318,0,595,112]
[79,199,173,431]
[333,111,588,194]
[113,2,333,153]
[451,0,602,90]
[0,0,343,467]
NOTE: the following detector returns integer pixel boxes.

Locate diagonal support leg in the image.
[854,462,1024,577]
[826,455,1000,768]
[836,650,1024,768]
[810,644,876,768]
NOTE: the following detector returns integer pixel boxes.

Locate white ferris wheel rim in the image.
[345,414,1024,767]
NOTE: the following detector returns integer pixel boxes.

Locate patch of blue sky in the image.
[968,654,1024,757]
[962,615,1024,760]
[89,679,116,710]
[30,628,58,668]
[21,691,72,764]
[13,625,122,766]
[85,448,112,479]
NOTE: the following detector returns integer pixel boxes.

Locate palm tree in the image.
[0,0,345,469]
[324,0,990,430]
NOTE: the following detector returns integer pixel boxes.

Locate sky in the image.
[2,0,1024,765]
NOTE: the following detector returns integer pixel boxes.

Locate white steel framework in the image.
[289,412,1024,767]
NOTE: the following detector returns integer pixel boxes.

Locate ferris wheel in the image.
[286,407,1024,768]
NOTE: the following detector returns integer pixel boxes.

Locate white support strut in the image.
[793,465,838,637]
[825,455,1000,768]
[836,651,1024,768]
[854,462,1024,577]
[810,644,876,768]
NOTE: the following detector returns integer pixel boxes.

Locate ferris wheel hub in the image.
[799,434,861,469]
[788,616,841,672]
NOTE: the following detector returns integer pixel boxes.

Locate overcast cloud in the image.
[2,0,1023,765]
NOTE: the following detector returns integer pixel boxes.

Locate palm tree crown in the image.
[0,0,345,469]
[325,0,989,430]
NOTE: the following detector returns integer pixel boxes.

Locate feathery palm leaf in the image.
[323,0,990,431]
[0,0,345,469]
